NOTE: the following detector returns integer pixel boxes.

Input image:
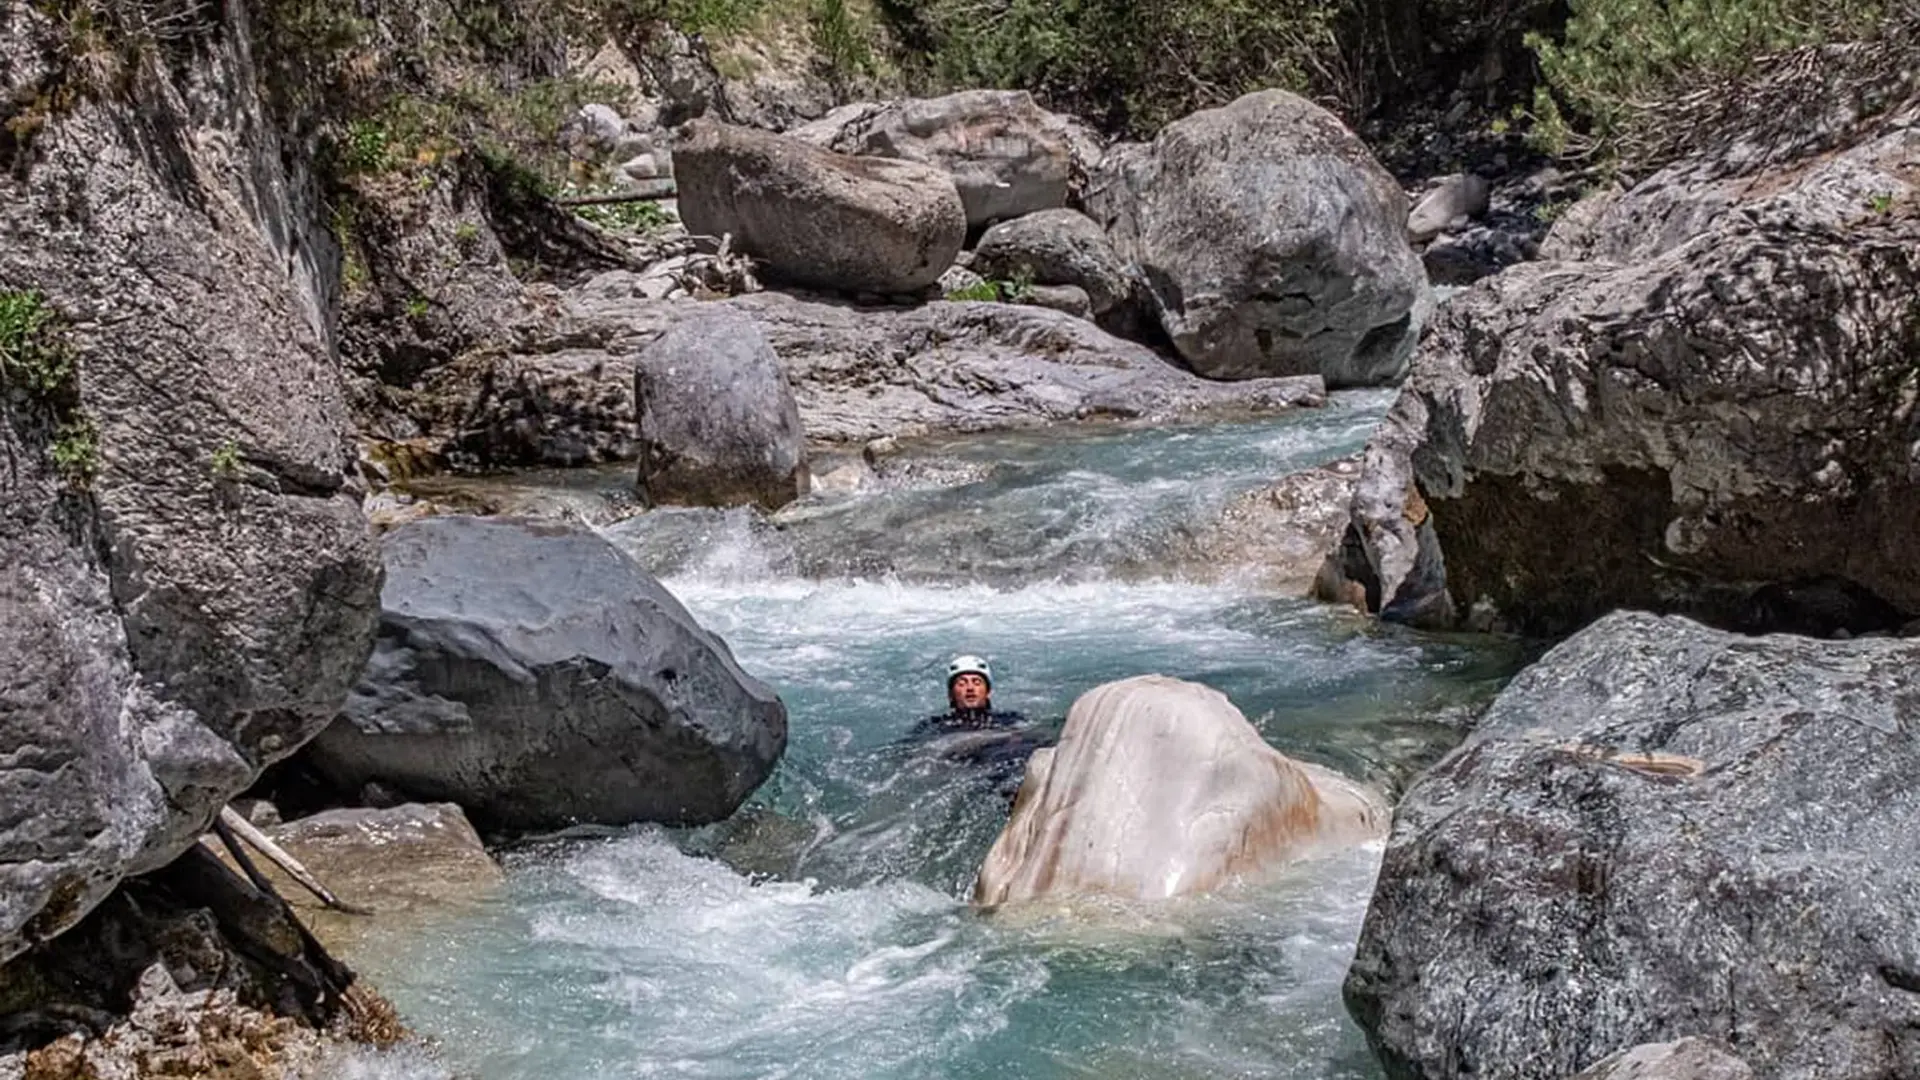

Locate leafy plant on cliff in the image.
[52,415,100,488]
[0,290,99,488]
[0,291,75,400]
[210,439,243,479]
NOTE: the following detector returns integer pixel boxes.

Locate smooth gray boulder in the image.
[971,209,1131,316]
[304,516,788,833]
[673,118,966,294]
[1089,90,1428,387]
[1327,95,1920,636]
[0,2,381,963]
[1570,1038,1754,1080]
[1346,611,1920,1080]
[792,91,1085,227]
[635,309,808,510]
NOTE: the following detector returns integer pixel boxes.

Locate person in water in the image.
[923,654,1027,731]
[911,655,1048,799]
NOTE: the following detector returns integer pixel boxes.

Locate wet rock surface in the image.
[1346,611,1920,1080]
[1086,90,1428,387]
[304,516,788,834]
[1158,455,1363,594]
[235,804,503,966]
[976,675,1387,906]
[1570,1037,1755,1080]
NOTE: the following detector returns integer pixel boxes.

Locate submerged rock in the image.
[635,308,809,510]
[673,119,967,294]
[975,675,1386,905]
[1345,611,1920,1079]
[303,516,788,833]
[1087,90,1428,387]
[1169,455,1362,594]
[231,803,503,965]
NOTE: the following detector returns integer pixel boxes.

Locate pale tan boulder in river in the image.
[975,675,1387,906]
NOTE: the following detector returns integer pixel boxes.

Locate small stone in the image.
[1019,283,1092,319]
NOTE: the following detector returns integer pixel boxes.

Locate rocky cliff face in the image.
[1326,78,1920,636]
[0,0,381,962]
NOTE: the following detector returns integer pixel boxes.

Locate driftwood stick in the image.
[211,813,277,896]
[218,806,374,916]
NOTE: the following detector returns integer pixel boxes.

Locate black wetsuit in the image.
[909,707,1048,799]
[912,707,1029,736]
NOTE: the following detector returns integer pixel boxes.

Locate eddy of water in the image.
[340,393,1523,1080]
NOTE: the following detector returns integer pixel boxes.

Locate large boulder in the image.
[0,4,382,963]
[971,209,1132,317]
[635,308,808,510]
[1345,612,1920,1079]
[303,516,788,833]
[672,118,966,294]
[1086,90,1428,387]
[792,91,1088,228]
[529,281,1327,445]
[1328,95,1920,636]
[975,675,1386,905]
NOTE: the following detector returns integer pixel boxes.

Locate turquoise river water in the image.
[324,391,1524,1080]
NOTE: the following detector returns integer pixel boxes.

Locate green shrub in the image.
[51,414,99,488]
[883,0,1336,134]
[210,439,243,479]
[572,197,677,233]
[1527,0,1884,157]
[944,279,999,302]
[0,291,74,398]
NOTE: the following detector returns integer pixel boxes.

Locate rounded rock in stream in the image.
[974,675,1387,906]
[304,516,788,833]
[635,308,810,511]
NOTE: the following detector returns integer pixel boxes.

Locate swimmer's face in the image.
[949,673,990,710]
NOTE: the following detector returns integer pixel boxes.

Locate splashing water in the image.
[346,394,1523,1080]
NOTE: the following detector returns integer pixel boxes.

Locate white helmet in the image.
[946,654,992,688]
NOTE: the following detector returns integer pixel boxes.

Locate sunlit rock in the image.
[974,675,1386,906]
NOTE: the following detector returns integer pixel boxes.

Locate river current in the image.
[327,391,1523,1080]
